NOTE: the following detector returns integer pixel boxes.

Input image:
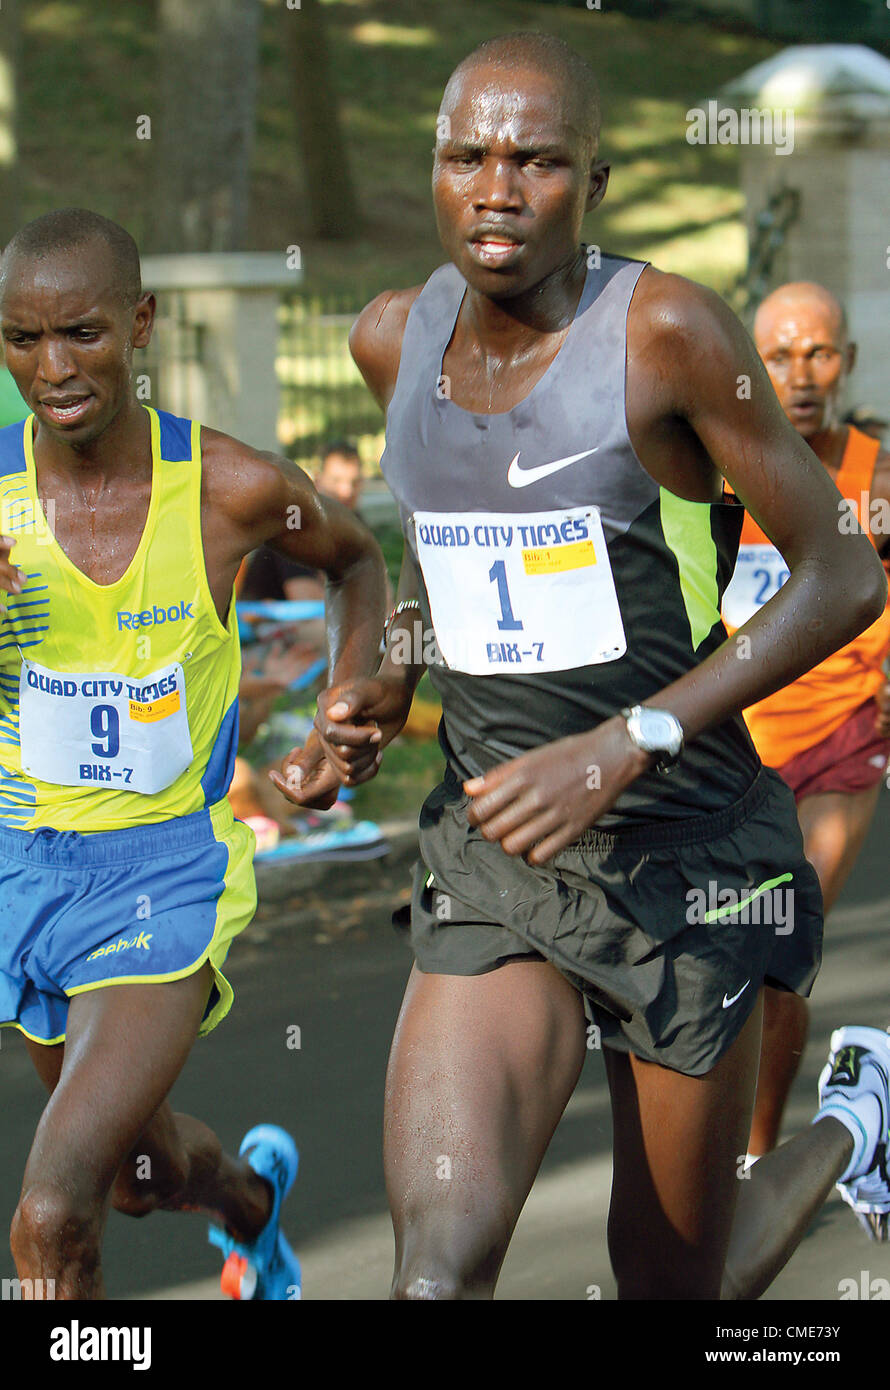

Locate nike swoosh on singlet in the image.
[722,980,750,1009]
[506,448,599,488]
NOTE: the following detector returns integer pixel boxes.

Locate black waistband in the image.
[444,762,771,852]
[566,767,771,852]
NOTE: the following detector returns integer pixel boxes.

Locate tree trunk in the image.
[286,0,359,240]
[155,0,259,252]
[0,0,20,245]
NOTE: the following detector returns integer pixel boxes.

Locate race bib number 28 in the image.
[413,507,627,675]
[722,543,790,629]
[18,659,193,795]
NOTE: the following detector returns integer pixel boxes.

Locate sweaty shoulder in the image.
[626,266,761,421]
[199,426,287,511]
[197,425,317,550]
[627,266,741,360]
[348,284,425,412]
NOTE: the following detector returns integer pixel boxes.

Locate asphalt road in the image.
[2,793,890,1303]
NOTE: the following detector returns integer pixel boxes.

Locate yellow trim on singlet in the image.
[0,407,243,831]
[23,411,162,598]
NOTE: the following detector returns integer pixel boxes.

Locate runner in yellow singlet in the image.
[0,208,386,1300]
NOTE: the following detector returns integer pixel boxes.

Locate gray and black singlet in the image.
[379,252,761,826]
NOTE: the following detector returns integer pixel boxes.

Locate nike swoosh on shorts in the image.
[722,980,751,1009]
[506,448,598,488]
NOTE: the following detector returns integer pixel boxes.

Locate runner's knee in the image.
[391,1204,512,1299]
[392,1259,467,1300]
[11,1184,102,1271]
[392,1251,498,1300]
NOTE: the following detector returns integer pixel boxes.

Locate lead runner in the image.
[293,33,890,1298]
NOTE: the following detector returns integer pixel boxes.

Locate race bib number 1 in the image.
[413,507,627,674]
[18,659,193,795]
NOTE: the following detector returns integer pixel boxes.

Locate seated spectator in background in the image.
[232,440,383,849]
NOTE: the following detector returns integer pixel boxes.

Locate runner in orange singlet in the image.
[722,281,890,1159]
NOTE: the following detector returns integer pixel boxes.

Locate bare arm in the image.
[202,430,388,692]
[294,289,434,787]
[347,286,423,412]
[623,270,886,742]
[865,450,890,564]
[466,272,887,863]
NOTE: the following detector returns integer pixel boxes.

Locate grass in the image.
[241,668,445,825]
[12,0,781,462]
[12,0,782,802]
[349,716,447,824]
[15,0,777,296]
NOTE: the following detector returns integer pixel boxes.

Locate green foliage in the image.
[17,0,778,294]
[350,721,446,823]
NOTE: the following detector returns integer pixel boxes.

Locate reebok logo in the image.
[117,601,194,631]
[86,932,152,963]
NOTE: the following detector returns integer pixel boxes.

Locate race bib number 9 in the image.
[413,507,626,674]
[722,544,790,629]
[18,659,193,795]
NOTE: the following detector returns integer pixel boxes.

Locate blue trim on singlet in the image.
[0,420,27,476]
[156,409,194,463]
[200,695,240,806]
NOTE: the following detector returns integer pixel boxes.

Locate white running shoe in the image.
[817,1026,890,1242]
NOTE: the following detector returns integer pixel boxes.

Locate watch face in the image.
[634,709,681,756]
[647,712,676,745]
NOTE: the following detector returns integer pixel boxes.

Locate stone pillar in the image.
[721,45,890,415]
[138,253,301,454]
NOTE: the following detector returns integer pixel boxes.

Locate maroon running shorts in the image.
[775,697,890,801]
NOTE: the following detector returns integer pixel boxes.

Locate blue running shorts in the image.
[0,799,256,1045]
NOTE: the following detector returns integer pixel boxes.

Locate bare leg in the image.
[23,1030,268,1233]
[605,992,763,1299]
[384,961,586,1299]
[748,988,808,1156]
[797,784,882,917]
[722,1116,853,1299]
[749,783,881,1154]
[12,966,270,1299]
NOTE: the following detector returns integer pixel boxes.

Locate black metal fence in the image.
[277,290,384,468]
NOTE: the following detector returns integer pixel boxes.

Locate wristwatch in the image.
[620,705,684,774]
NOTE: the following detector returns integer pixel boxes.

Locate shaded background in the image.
[1,0,889,1305]
[3,0,883,463]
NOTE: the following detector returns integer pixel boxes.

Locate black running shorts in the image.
[394,765,823,1076]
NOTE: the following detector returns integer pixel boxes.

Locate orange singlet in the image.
[722,426,890,768]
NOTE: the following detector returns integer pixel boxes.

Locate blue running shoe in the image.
[209,1124,302,1299]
